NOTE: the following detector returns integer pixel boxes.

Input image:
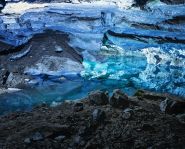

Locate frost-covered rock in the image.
[24,56,83,76]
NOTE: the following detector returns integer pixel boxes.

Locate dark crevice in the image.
[0,43,27,56]
[107,30,185,44]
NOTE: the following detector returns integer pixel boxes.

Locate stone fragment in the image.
[24,138,31,144]
[135,90,166,101]
[88,90,109,105]
[122,108,133,120]
[31,132,44,141]
[55,135,65,141]
[176,114,185,124]
[109,89,129,109]
[92,109,106,124]
[73,102,84,112]
[160,98,185,114]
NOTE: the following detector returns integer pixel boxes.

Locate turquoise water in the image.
[0,78,138,115]
[0,54,185,115]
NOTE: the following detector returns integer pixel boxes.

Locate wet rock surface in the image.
[0,90,185,149]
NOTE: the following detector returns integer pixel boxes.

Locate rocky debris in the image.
[31,132,44,141]
[121,108,133,120]
[54,135,65,141]
[135,90,166,102]
[0,90,185,148]
[88,90,109,106]
[5,72,29,88]
[24,138,31,144]
[73,102,84,112]
[160,98,185,114]
[0,69,9,86]
[176,113,185,124]
[109,89,129,109]
[92,109,106,125]
[0,30,83,88]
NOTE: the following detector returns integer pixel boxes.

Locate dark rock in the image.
[134,90,145,97]
[135,90,166,101]
[85,141,99,149]
[0,69,9,86]
[9,46,31,61]
[88,90,109,105]
[160,0,185,5]
[133,0,149,9]
[73,102,84,112]
[122,112,131,120]
[109,89,129,109]
[78,126,89,136]
[176,114,185,124]
[31,132,44,141]
[142,123,154,131]
[24,138,31,144]
[160,98,185,114]
[92,109,106,124]
[72,135,86,147]
[0,0,6,12]
[54,135,65,141]
[122,108,133,120]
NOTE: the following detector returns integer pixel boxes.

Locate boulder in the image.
[109,89,129,109]
[160,98,185,114]
[88,90,109,106]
